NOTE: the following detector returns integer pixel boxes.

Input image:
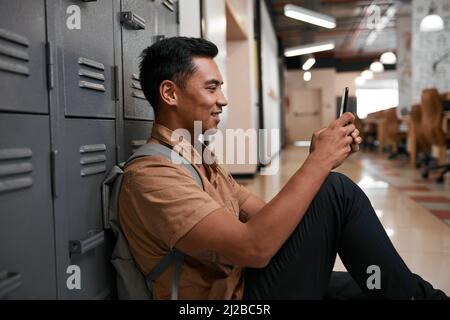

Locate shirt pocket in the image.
[225,199,240,219]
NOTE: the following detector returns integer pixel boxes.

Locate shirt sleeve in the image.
[218,166,252,207]
[123,157,222,249]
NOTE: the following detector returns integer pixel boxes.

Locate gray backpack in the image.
[102,143,203,300]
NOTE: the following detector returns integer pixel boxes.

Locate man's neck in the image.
[155,116,200,148]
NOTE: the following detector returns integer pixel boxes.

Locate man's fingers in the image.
[344,124,356,136]
[335,112,355,127]
[351,129,360,139]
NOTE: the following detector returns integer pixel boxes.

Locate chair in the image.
[420,88,450,183]
[409,104,432,168]
[384,107,406,159]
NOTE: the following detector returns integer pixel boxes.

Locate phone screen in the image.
[339,87,349,117]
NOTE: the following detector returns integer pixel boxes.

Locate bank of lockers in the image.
[0,0,179,299]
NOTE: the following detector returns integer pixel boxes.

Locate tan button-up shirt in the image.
[119,123,251,299]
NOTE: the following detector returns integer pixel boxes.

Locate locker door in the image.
[0,114,56,299]
[59,119,116,299]
[0,0,48,114]
[123,120,153,158]
[155,0,179,38]
[60,0,116,118]
[120,0,155,121]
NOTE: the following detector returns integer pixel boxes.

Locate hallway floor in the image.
[238,145,450,296]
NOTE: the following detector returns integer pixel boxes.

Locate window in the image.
[356,88,399,118]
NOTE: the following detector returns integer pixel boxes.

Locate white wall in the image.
[222,0,258,174]
[179,0,201,37]
[286,69,335,128]
[202,0,228,101]
[260,1,281,160]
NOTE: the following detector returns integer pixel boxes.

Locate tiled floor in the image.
[238,145,450,295]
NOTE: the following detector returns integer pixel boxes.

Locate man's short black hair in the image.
[139,37,219,114]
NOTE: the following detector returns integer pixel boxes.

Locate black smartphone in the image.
[339,86,349,117]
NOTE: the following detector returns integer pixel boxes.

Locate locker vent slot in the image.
[131,140,147,153]
[131,74,146,100]
[78,57,104,70]
[162,0,175,12]
[79,80,105,92]
[0,28,30,76]
[0,148,33,193]
[78,57,106,92]
[79,69,105,81]
[79,144,106,177]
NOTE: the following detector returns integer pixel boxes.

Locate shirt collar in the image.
[150,122,219,170]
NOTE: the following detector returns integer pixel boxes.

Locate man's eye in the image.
[207,87,216,92]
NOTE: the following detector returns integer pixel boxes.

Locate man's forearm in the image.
[246,154,331,265]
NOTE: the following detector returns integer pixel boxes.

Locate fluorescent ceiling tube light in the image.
[285,41,335,57]
[284,4,336,29]
[302,56,316,71]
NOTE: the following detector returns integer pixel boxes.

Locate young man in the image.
[118,37,448,300]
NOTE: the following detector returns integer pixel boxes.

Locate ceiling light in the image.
[420,1,444,32]
[303,71,311,82]
[420,15,444,32]
[302,55,316,71]
[380,51,397,64]
[361,69,374,80]
[284,4,336,29]
[354,76,366,86]
[285,41,335,57]
[370,61,384,73]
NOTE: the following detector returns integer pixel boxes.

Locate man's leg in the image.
[243,172,446,299]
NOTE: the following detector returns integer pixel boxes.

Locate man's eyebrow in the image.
[204,79,223,86]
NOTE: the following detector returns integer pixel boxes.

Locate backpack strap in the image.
[126,143,203,300]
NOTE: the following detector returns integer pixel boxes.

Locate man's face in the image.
[176,57,227,133]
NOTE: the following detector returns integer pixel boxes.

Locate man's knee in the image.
[323,172,351,191]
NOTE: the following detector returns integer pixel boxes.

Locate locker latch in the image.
[69,230,105,255]
[120,11,146,30]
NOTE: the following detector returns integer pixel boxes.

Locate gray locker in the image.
[123,120,153,159]
[155,0,179,38]
[60,0,116,119]
[120,0,156,121]
[0,114,57,299]
[57,119,116,299]
[0,0,48,114]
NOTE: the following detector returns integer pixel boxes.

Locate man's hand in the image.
[308,112,362,170]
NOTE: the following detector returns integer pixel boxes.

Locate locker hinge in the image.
[45,42,54,90]
[176,1,180,25]
[50,150,58,198]
[113,65,119,101]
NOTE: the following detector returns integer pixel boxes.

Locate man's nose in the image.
[217,92,228,107]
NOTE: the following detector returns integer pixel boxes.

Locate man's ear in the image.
[160,80,178,107]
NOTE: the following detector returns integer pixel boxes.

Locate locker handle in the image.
[69,230,104,255]
[0,271,22,299]
[120,11,146,30]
